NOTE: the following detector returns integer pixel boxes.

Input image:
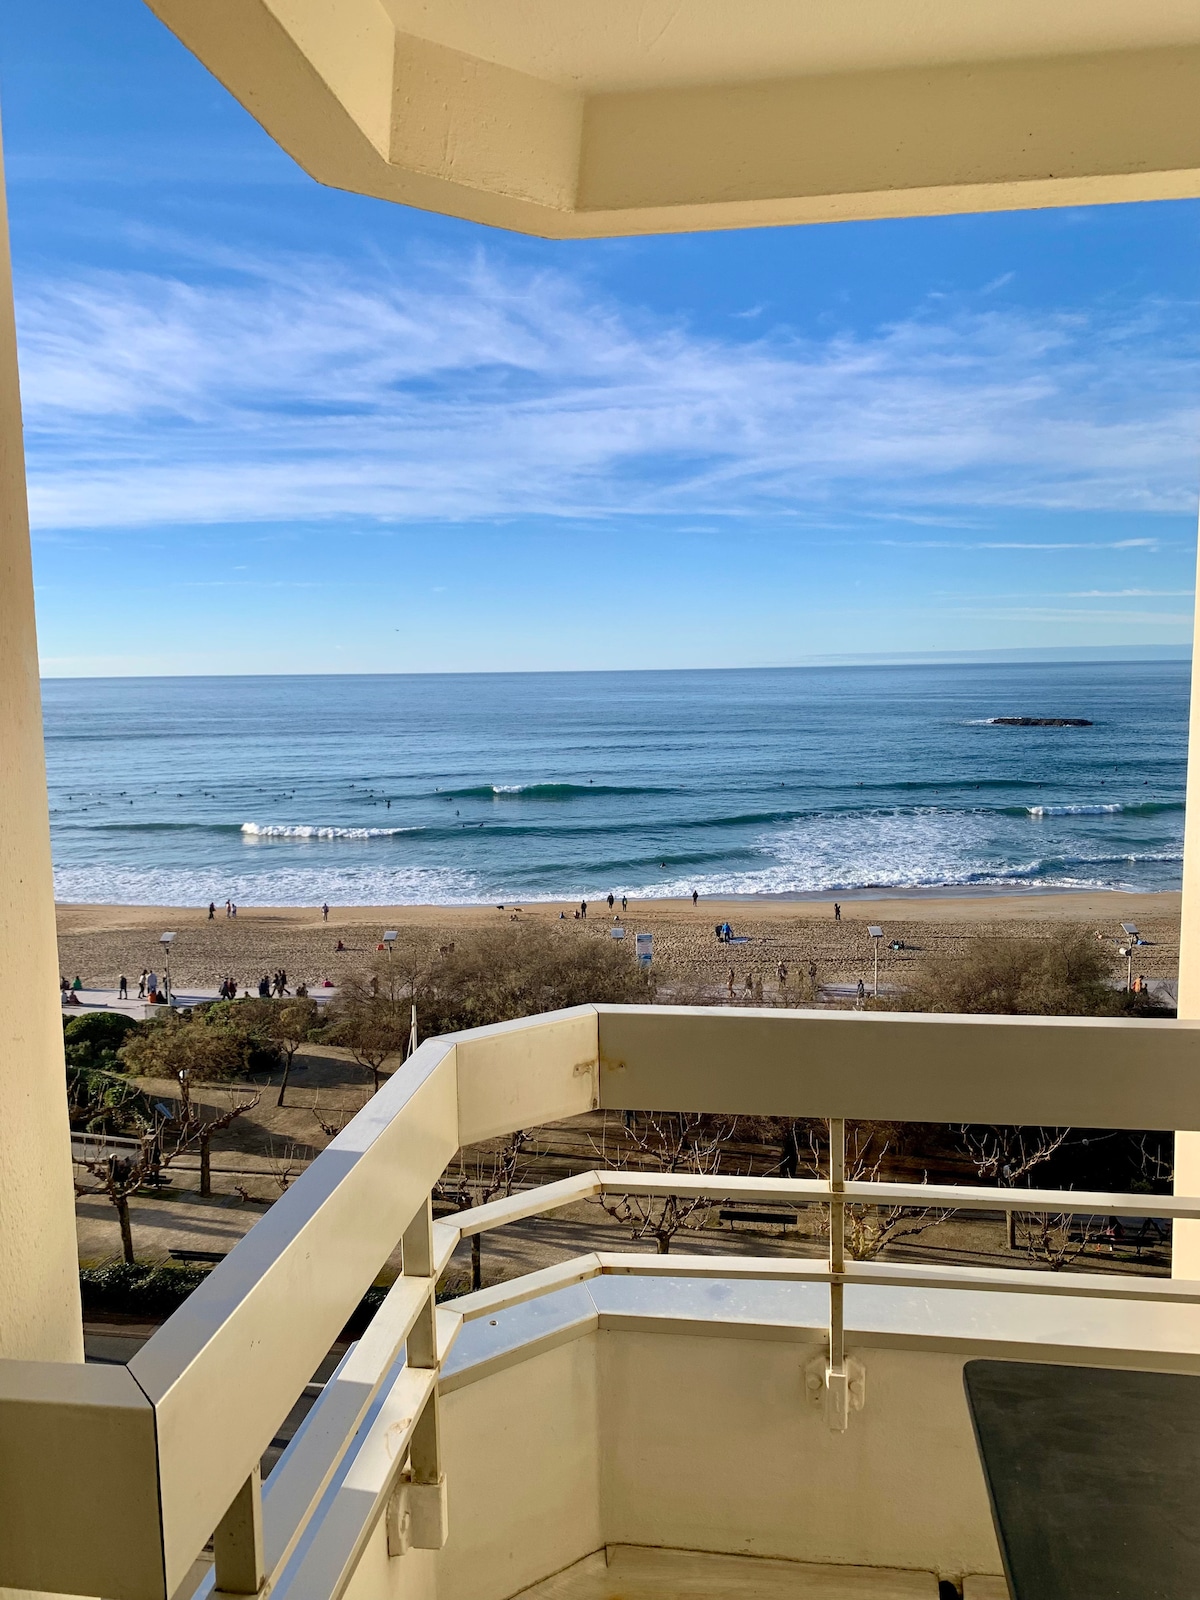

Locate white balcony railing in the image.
[3,1004,1200,1600]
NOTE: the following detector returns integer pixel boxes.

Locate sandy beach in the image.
[57,889,1182,996]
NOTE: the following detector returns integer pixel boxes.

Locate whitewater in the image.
[42,661,1188,906]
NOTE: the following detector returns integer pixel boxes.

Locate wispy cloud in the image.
[14,248,1200,531]
[879,538,1163,551]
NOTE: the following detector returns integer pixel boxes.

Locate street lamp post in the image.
[159,932,176,1006]
[1120,924,1139,993]
[867,925,883,998]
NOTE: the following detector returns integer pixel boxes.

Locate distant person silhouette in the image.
[692,889,698,907]
[607,893,614,910]
[322,902,329,922]
[834,902,841,922]
[208,901,216,920]
[118,975,128,999]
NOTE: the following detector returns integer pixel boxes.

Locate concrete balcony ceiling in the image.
[145,0,1200,236]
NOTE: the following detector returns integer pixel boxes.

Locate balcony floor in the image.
[512,1546,954,1600]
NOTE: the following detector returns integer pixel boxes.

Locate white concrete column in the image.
[1173,526,1200,1277]
[0,120,83,1361]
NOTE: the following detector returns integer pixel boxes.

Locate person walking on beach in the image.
[692,889,698,907]
[834,902,841,923]
[744,972,754,999]
[580,900,587,919]
[621,895,627,912]
[118,974,128,999]
[727,968,736,999]
[607,893,614,911]
[225,899,232,918]
[208,901,216,920]
[322,902,329,922]
[231,902,237,917]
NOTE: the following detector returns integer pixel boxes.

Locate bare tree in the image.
[266,1139,308,1194]
[1022,1211,1103,1271]
[75,1076,259,1261]
[800,1123,948,1262]
[595,1112,734,1255]
[438,1130,534,1290]
[958,1125,1074,1249]
[311,1095,355,1141]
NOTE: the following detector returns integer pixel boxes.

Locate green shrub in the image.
[79,1261,209,1316]
[893,930,1171,1018]
[415,921,656,1036]
[67,1065,155,1135]
[64,1011,140,1059]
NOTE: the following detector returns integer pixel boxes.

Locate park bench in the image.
[718,1207,796,1232]
[169,1248,227,1266]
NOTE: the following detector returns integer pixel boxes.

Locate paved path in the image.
[63,985,337,1019]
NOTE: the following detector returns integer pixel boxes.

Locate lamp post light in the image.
[867,926,883,998]
[159,932,176,1006]
[1120,925,1139,993]
[383,931,397,963]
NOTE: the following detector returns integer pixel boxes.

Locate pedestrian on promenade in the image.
[743,972,753,998]
[856,977,866,1003]
[138,969,147,999]
[727,968,735,999]
[118,975,128,999]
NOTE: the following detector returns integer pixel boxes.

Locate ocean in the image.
[42,662,1189,907]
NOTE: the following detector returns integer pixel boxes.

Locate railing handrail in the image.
[442,1170,1197,1239]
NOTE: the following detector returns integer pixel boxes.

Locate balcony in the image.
[3,1003,1200,1600]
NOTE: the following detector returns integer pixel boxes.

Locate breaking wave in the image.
[241,823,417,840]
[443,783,675,800]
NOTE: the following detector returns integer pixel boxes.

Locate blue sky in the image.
[3,1,1199,676]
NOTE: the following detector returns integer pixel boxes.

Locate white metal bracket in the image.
[387,1470,448,1555]
[806,1354,866,1432]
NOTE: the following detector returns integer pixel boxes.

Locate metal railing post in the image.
[826,1117,849,1430]
[390,1195,448,1554]
[213,1466,265,1595]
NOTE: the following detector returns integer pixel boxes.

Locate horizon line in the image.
[38,644,1192,683]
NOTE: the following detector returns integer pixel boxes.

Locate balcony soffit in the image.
[145,0,1200,236]
[378,0,1200,92]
